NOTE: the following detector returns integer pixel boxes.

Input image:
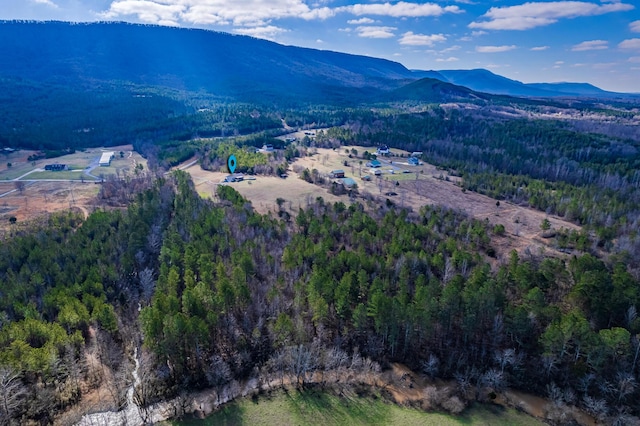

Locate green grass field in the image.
[172,389,544,426]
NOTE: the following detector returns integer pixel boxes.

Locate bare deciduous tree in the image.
[0,367,26,425]
[421,354,439,380]
[14,181,25,194]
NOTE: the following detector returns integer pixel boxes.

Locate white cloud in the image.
[233,25,289,40]
[530,45,550,51]
[104,1,185,25]
[441,45,461,53]
[469,1,634,31]
[399,31,446,46]
[619,38,640,49]
[436,57,459,62]
[31,0,58,7]
[631,20,640,32]
[572,39,608,51]
[471,30,486,37]
[476,45,517,53]
[347,17,375,24]
[158,19,180,26]
[355,26,397,38]
[103,1,461,28]
[316,39,324,43]
[629,56,640,63]
[103,0,328,26]
[340,2,462,18]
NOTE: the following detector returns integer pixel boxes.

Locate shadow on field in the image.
[287,387,392,425]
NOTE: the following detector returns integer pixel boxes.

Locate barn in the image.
[99,152,115,167]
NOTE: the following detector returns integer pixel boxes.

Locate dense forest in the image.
[1,171,639,424]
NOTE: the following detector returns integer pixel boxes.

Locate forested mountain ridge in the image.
[0,21,631,104]
[0,21,413,103]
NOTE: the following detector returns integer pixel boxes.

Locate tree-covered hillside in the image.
[1,172,638,424]
[0,21,412,104]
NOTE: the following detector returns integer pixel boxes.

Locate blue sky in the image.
[3,0,640,92]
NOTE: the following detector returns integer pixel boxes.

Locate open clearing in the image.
[183,145,579,260]
[0,145,147,231]
[0,181,99,230]
[186,168,345,214]
[171,389,544,426]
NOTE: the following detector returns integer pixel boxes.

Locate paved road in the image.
[84,155,102,180]
[12,168,43,181]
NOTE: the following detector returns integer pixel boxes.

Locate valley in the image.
[0,20,639,426]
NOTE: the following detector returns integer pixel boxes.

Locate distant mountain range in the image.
[415,69,630,98]
[0,21,634,104]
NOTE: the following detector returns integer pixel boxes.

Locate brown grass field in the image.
[186,168,345,214]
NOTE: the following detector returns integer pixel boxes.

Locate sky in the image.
[3,0,640,92]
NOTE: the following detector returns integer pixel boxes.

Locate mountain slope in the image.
[385,77,487,103]
[0,21,415,103]
[526,82,610,97]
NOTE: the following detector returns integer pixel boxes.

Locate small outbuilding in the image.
[341,177,357,188]
[329,169,345,178]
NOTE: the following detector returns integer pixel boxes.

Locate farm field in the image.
[0,145,147,230]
